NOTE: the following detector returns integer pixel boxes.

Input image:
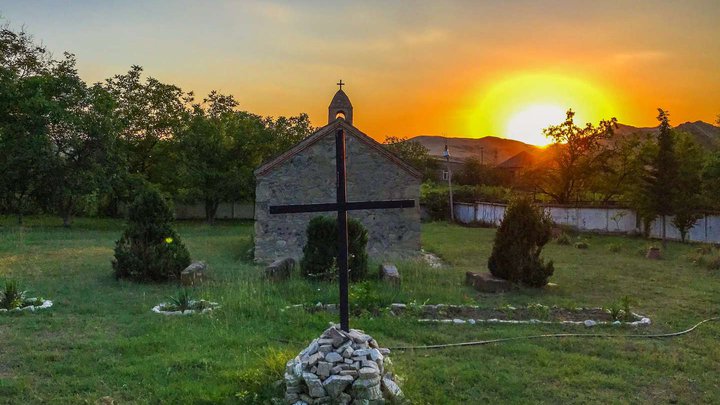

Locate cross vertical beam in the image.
[335,129,350,332]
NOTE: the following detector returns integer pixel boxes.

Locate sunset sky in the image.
[1,0,719,145]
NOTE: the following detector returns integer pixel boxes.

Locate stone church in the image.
[254,86,421,263]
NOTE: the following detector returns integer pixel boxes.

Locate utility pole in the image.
[443,139,454,222]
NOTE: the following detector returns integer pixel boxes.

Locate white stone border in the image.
[286,302,651,327]
[0,298,53,313]
[152,300,220,316]
[418,314,652,328]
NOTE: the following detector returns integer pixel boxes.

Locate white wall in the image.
[454,202,720,243]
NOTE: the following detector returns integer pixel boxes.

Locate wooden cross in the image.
[269,128,415,332]
[337,79,345,90]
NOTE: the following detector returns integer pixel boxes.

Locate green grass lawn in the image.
[1,217,719,404]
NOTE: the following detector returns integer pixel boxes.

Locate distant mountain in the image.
[614,121,720,150]
[407,135,541,166]
[410,120,720,166]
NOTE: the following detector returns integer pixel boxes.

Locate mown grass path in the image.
[0,218,718,404]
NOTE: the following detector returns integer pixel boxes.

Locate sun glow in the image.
[468,73,617,146]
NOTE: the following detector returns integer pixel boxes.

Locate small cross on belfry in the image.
[269,128,415,332]
[337,79,345,90]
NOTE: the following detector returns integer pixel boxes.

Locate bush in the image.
[112,188,191,282]
[556,233,571,245]
[487,198,554,287]
[300,216,368,282]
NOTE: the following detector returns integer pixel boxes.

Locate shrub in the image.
[112,188,191,282]
[556,233,571,245]
[688,245,720,270]
[487,198,554,287]
[300,216,368,281]
[1,280,25,310]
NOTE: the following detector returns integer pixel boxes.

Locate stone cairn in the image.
[284,325,404,405]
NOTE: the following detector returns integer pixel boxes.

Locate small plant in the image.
[1,280,25,310]
[166,289,192,312]
[620,295,635,322]
[349,281,383,315]
[575,241,589,249]
[688,245,720,270]
[556,233,571,245]
[608,243,621,253]
[526,303,550,320]
[606,302,622,321]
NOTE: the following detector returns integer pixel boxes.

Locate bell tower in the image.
[328,80,353,125]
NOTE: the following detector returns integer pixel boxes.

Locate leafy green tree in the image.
[263,113,314,156]
[175,91,268,223]
[670,131,705,242]
[0,26,62,223]
[456,157,501,186]
[589,136,648,204]
[533,109,618,203]
[383,136,439,182]
[102,65,190,184]
[37,55,121,226]
[702,151,720,209]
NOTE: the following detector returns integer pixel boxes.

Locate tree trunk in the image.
[62,213,72,228]
[662,215,667,247]
[205,199,218,225]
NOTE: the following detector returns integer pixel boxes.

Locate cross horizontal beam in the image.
[269,199,415,214]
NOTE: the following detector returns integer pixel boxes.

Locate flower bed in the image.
[0,297,53,313]
[288,302,651,327]
[152,300,220,315]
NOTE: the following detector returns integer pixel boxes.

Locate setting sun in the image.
[468,73,618,146]
[506,104,567,146]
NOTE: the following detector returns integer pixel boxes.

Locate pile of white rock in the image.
[284,325,404,405]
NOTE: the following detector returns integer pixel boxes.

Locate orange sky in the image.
[2,1,719,145]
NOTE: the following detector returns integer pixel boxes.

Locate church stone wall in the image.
[254,132,421,264]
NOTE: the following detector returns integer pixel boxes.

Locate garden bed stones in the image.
[284,325,403,405]
[151,300,220,315]
[0,298,52,313]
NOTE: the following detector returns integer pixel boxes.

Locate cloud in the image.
[612,51,669,65]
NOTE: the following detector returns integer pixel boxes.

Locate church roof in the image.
[254,119,422,179]
[329,89,352,108]
[496,151,534,169]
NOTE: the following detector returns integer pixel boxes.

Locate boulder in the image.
[646,247,662,260]
[265,258,296,281]
[378,263,400,286]
[180,261,207,286]
[465,271,511,293]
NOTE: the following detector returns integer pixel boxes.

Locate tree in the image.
[0,25,55,223]
[670,131,705,242]
[456,157,501,186]
[264,113,314,156]
[642,109,678,245]
[487,198,554,287]
[383,136,439,182]
[112,187,191,282]
[175,91,268,223]
[38,54,120,226]
[532,109,617,204]
[702,151,720,209]
[589,136,648,204]
[102,65,189,184]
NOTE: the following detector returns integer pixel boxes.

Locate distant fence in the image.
[119,202,255,220]
[454,201,720,244]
